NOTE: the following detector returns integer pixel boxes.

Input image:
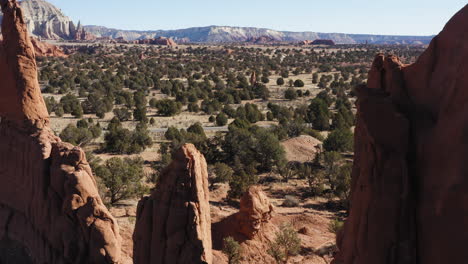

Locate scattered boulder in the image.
[133,144,212,264]
[334,5,468,264]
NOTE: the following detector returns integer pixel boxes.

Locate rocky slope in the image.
[133,144,212,264]
[0,0,77,39]
[0,1,121,263]
[334,4,468,264]
[30,37,67,57]
[85,25,434,44]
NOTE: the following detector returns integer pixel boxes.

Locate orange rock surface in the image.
[0,0,121,263]
[133,144,212,264]
[334,4,468,264]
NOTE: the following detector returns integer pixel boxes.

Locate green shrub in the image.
[328,218,344,235]
[216,113,228,126]
[294,79,305,87]
[323,128,353,152]
[222,237,241,264]
[95,157,147,205]
[267,224,301,264]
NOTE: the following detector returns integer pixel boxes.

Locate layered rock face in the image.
[334,5,468,264]
[0,1,121,263]
[19,0,76,39]
[133,144,212,264]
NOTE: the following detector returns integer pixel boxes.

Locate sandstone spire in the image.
[133,144,213,264]
[0,1,121,263]
[334,4,468,264]
[0,0,49,130]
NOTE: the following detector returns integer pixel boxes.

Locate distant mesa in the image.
[0,0,434,44]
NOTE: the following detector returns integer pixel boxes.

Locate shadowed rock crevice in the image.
[0,237,33,264]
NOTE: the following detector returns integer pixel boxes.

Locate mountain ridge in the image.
[84,24,434,44]
[0,0,434,44]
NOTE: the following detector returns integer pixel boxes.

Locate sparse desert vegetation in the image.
[36,43,425,263]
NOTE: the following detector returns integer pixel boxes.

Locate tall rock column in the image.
[334,4,468,264]
[0,0,121,263]
[133,144,213,264]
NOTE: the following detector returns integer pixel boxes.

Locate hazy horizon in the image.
[46,0,466,36]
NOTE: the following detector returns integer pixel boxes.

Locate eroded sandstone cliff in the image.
[133,144,213,264]
[334,4,468,264]
[0,1,121,263]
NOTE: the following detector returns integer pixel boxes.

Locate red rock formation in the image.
[311,39,335,45]
[250,71,257,86]
[135,36,177,46]
[334,5,468,264]
[133,144,212,264]
[299,40,313,45]
[213,186,274,242]
[212,186,278,263]
[74,23,96,41]
[30,37,67,57]
[0,1,121,263]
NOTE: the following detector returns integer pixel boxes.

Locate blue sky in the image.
[47,0,466,36]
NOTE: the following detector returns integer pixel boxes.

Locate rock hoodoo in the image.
[133,144,213,264]
[212,186,276,263]
[74,21,97,41]
[334,4,468,264]
[0,1,121,263]
[235,186,274,239]
[213,186,274,241]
